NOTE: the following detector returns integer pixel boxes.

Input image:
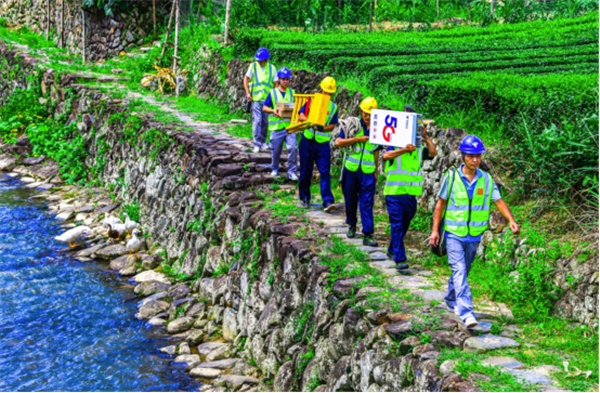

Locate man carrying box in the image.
[262,67,298,181]
[430,135,520,328]
[297,77,339,212]
[383,107,437,271]
[243,47,278,153]
[335,97,382,247]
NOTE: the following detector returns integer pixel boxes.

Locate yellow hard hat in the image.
[360,97,378,114]
[320,76,336,93]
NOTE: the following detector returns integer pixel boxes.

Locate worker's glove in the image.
[315,125,325,132]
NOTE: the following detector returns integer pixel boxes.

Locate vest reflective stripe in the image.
[385,181,423,187]
[384,146,424,196]
[444,169,493,237]
[267,88,294,131]
[344,129,377,174]
[303,102,338,143]
[249,63,275,101]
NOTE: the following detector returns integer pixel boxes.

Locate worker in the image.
[262,67,298,181]
[335,97,382,247]
[430,135,520,328]
[383,110,438,271]
[243,47,278,153]
[297,76,338,212]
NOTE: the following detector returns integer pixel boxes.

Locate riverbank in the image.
[0,176,202,391]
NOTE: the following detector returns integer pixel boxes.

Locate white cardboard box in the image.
[369,109,420,148]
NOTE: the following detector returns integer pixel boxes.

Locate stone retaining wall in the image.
[0,0,162,61]
[0,41,597,392]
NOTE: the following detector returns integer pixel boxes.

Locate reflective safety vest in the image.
[303,101,338,144]
[268,87,294,132]
[249,62,276,102]
[444,169,493,237]
[384,146,424,196]
[344,128,377,174]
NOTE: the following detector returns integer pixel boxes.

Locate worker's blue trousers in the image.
[385,194,417,263]
[342,168,375,235]
[445,237,478,323]
[299,136,334,206]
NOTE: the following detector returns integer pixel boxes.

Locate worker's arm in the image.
[383,144,416,160]
[336,135,369,148]
[429,197,448,247]
[262,105,280,117]
[243,76,251,102]
[423,127,438,157]
[493,199,520,235]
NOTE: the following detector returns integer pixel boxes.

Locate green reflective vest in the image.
[384,146,424,196]
[303,101,338,143]
[249,62,276,102]
[267,88,294,132]
[344,128,377,174]
[444,169,493,237]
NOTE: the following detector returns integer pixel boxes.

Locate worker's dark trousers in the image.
[342,168,375,235]
[299,136,334,206]
[386,194,417,263]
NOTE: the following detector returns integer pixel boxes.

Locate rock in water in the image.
[167,317,194,334]
[190,367,222,379]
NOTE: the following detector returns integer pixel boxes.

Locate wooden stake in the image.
[369,0,373,31]
[153,0,157,37]
[60,0,65,48]
[160,0,177,59]
[223,0,231,46]
[436,0,440,18]
[82,8,86,63]
[173,0,180,95]
[45,0,50,40]
[491,0,495,17]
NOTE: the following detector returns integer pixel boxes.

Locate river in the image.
[0,177,200,391]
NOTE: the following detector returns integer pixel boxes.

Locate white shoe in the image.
[289,174,299,181]
[252,146,260,153]
[454,307,459,316]
[270,171,278,177]
[465,317,478,328]
[261,143,271,151]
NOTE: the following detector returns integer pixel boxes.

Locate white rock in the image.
[133,270,172,284]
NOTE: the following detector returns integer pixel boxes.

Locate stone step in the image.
[463,334,520,352]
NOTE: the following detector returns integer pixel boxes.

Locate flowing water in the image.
[0,177,200,391]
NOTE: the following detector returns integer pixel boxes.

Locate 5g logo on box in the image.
[382,115,397,142]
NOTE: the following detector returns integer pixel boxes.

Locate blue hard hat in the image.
[459,135,486,154]
[277,67,291,79]
[254,47,270,61]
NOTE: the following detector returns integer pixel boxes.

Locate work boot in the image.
[395,263,409,271]
[347,226,356,238]
[363,236,378,247]
[301,199,311,209]
[386,250,394,259]
[324,202,336,213]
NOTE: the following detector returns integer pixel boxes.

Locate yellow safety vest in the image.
[384,146,424,196]
[267,88,294,132]
[344,128,377,174]
[303,101,338,144]
[249,62,276,102]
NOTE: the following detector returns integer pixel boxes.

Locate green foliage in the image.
[83,0,128,16]
[471,224,568,321]
[292,302,315,343]
[410,207,433,233]
[121,200,140,223]
[0,87,90,185]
